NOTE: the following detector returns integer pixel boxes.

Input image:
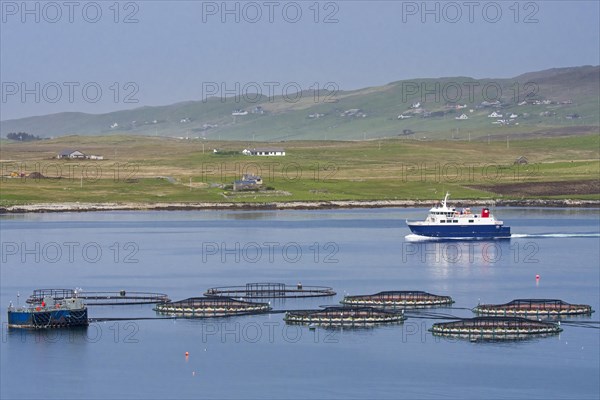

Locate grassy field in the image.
[1,134,598,206]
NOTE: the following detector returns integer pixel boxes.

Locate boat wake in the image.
[405,233,600,241]
[510,233,600,239]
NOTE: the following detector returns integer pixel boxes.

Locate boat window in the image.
[440,220,445,223]
[469,220,474,223]
[453,220,458,223]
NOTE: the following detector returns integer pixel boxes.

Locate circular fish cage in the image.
[284,306,406,326]
[154,297,271,317]
[340,291,454,308]
[27,289,170,306]
[430,317,562,340]
[473,299,593,318]
[204,282,336,299]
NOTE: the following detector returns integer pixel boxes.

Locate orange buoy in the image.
[185,352,189,357]
[536,274,540,280]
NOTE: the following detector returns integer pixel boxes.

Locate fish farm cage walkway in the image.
[284,306,406,326]
[26,289,170,306]
[473,299,594,317]
[340,291,454,308]
[155,297,271,317]
[430,316,562,340]
[205,282,336,299]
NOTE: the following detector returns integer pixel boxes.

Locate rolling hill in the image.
[2,66,598,141]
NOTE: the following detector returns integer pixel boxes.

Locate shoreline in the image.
[1,199,599,213]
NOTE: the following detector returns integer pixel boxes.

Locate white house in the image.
[397,114,412,119]
[455,114,469,120]
[488,111,503,118]
[58,150,86,159]
[411,102,421,109]
[110,123,119,129]
[232,110,248,116]
[242,147,285,156]
[509,113,518,119]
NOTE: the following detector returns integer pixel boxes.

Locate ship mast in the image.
[442,192,450,208]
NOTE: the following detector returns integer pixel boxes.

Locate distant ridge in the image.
[2,66,598,141]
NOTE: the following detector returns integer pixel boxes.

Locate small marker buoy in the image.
[536,274,540,280]
[185,352,189,356]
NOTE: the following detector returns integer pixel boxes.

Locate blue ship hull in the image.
[8,308,88,329]
[408,224,511,239]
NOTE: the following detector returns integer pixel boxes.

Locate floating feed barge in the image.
[284,306,406,326]
[205,282,336,299]
[340,291,454,308]
[8,289,88,329]
[430,317,562,340]
[27,289,170,306]
[154,297,271,317]
[473,299,593,317]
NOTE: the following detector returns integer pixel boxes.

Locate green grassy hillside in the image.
[1,66,598,141]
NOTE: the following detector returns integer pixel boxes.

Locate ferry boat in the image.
[7,289,88,329]
[406,192,511,239]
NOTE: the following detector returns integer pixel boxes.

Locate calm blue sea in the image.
[1,207,599,399]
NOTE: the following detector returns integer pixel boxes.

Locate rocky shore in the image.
[1,199,599,214]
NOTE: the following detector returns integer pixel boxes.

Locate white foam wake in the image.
[511,233,600,238]
[404,233,600,241]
